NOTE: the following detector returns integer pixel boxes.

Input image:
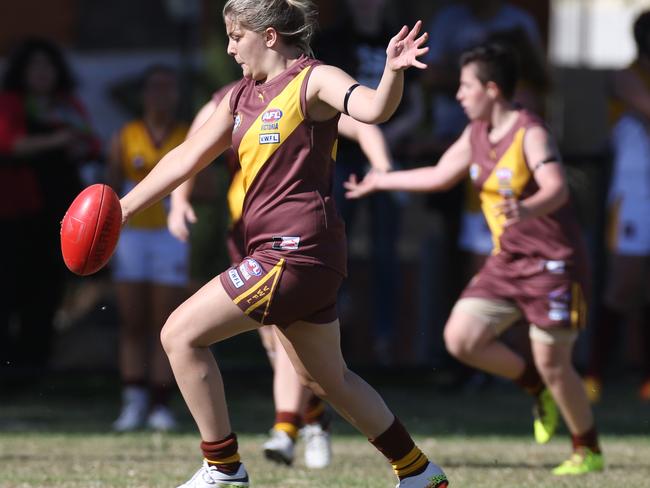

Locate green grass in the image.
[1,371,649,487]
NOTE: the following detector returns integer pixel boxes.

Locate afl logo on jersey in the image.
[469,163,480,181]
[261,109,283,123]
[233,113,242,132]
[241,258,263,277]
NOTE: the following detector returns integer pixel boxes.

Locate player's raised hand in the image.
[386,20,429,71]
[344,171,381,199]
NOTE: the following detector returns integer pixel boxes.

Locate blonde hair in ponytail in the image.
[223,0,318,57]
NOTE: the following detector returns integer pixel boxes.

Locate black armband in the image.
[532,156,557,172]
[343,83,360,115]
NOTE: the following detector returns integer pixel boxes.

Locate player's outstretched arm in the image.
[311,21,428,124]
[344,125,472,199]
[121,94,232,224]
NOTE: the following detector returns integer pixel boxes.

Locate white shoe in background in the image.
[112,386,148,432]
[302,423,332,469]
[146,405,177,431]
[262,429,295,465]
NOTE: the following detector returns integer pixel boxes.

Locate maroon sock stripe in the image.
[369,417,415,463]
[201,433,241,475]
[572,425,601,453]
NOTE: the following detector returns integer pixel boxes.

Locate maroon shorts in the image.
[461,252,590,330]
[219,249,343,327]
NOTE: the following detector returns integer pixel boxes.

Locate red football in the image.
[60,184,122,276]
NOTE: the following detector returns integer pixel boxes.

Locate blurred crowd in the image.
[1,0,650,427]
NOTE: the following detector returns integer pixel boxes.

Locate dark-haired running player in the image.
[346,42,603,476]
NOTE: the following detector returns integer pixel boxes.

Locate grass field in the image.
[1,370,649,487]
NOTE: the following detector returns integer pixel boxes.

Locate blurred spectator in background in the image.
[0,38,100,378]
[584,10,650,403]
[314,0,423,363]
[108,65,189,431]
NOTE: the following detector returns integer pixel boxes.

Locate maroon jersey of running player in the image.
[228,55,347,276]
[469,109,586,267]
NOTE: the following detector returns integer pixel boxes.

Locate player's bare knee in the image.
[160,322,176,356]
[444,327,478,360]
[443,324,463,357]
[160,310,187,355]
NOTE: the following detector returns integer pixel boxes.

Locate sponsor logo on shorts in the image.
[548,288,569,321]
[545,260,566,274]
[548,309,570,321]
[239,263,251,280]
[228,268,244,288]
[272,236,300,250]
[241,258,263,277]
[259,133,280,144]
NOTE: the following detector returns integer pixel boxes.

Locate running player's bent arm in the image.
[121,93,233,222]
[337,115,393,172]
[520,125,569,217]
[344,126,471,198]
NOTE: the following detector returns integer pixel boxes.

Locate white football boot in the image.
[176,461,249,488]
[396,462,449,488]
[262,429,295,465]
[146,405,177,431]
[302,423,332,469]
[112,386,148,432]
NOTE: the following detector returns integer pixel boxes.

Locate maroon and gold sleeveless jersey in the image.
[120,120,188,228]
[468,109,585,264]
[228,56,346,275]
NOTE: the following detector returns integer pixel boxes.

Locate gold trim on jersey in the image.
[234,258,285,324]
[227,170,246,223]
[479,127,531,252]
[237,67,311,194]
